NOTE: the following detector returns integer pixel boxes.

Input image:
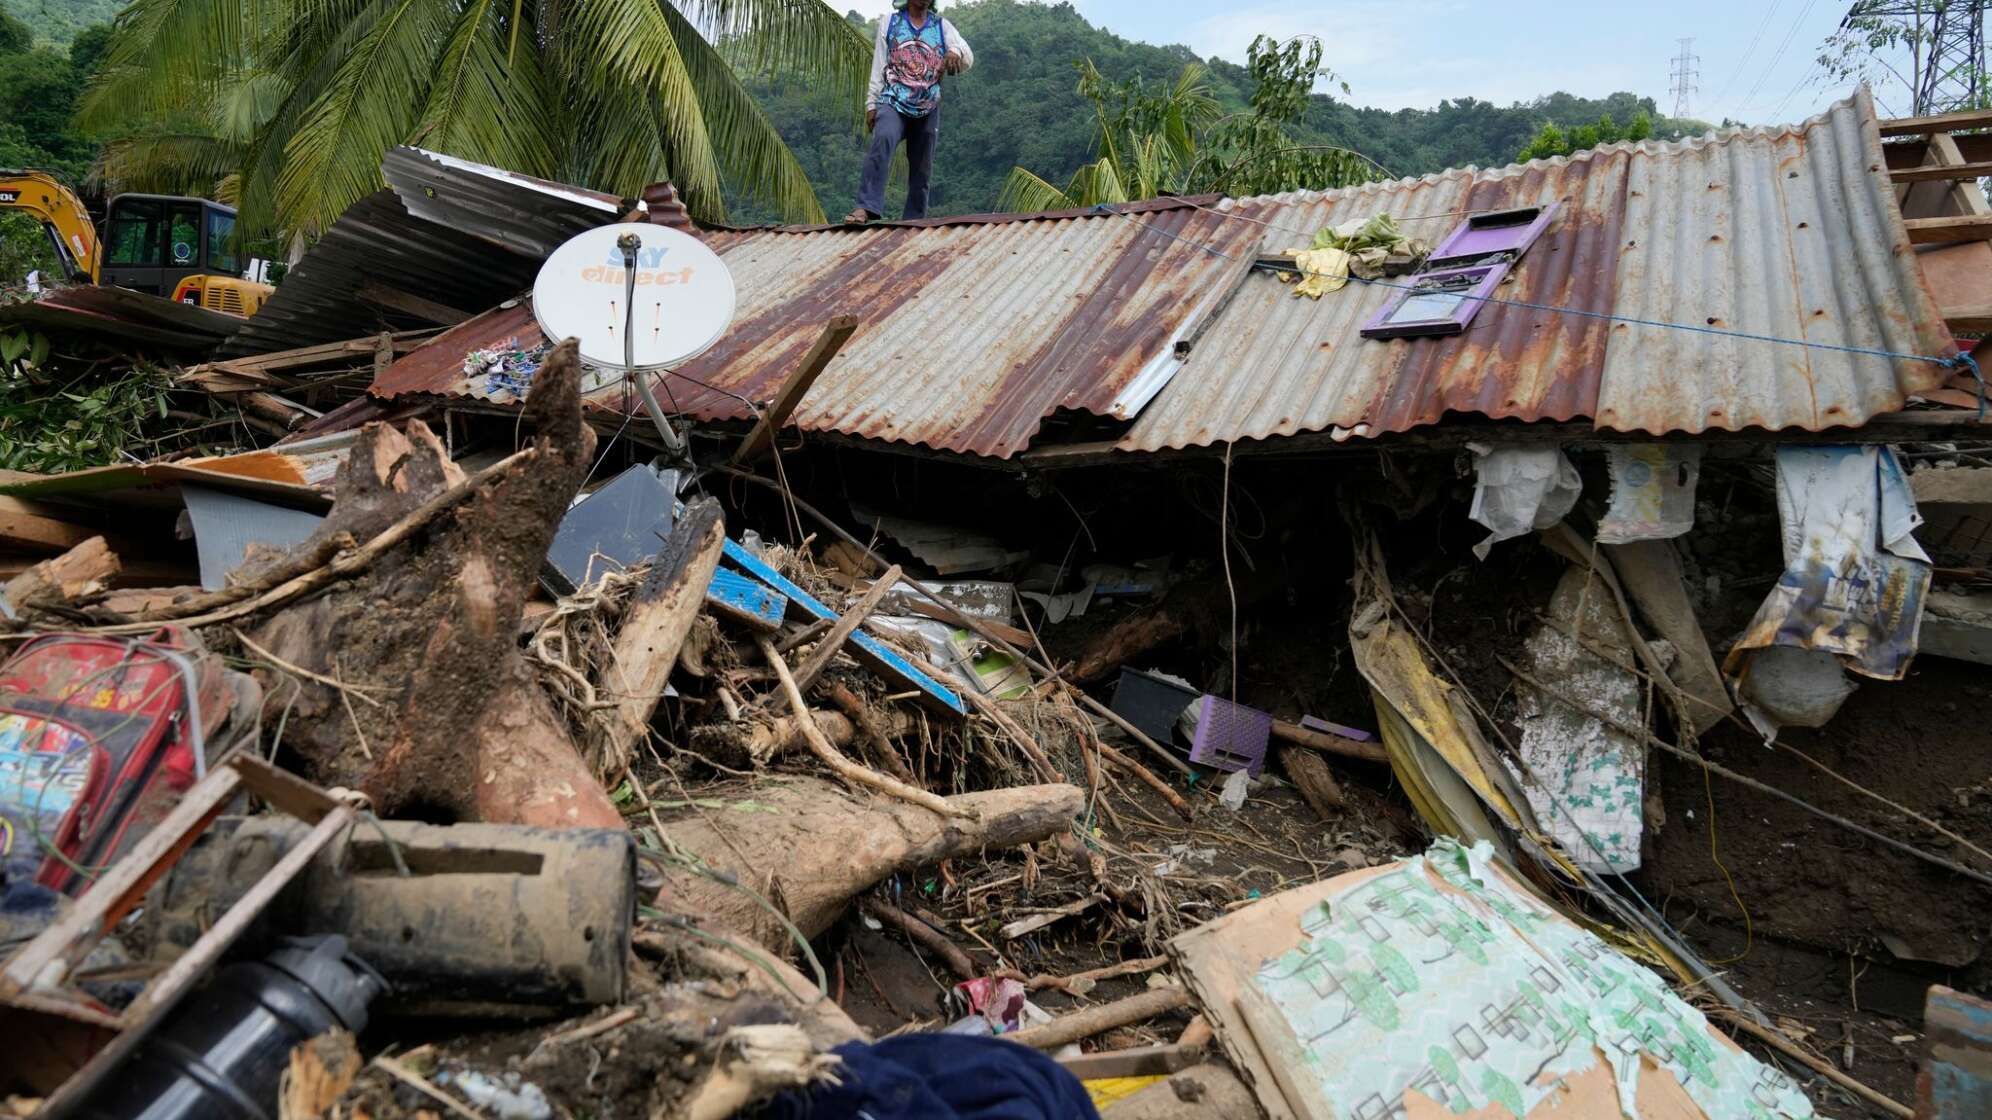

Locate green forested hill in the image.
[1,0,118,47]
[733,0,1703,222]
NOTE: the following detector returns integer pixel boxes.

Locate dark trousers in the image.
[857,104,940,219]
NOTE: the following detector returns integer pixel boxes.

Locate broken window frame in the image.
[1361,202,1560,341]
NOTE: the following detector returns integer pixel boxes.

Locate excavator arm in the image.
[0,171,100,283]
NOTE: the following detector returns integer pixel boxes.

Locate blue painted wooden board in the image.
[706,568,786,631]
[721,539,966,717]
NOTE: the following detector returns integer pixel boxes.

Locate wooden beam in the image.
[1881,107,1992,137]
[730,315,858,464]
[787,564,901,699]
[1945,305,1992,331]
[359,281,473,326]
[1,536,118,613]
[0,496,100,554]
[598,498,724,771]
[1905,214,1992,244]
[1893,160,1992,183]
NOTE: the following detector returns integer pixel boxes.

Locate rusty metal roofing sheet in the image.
[374,198,1260,458]
[1117,88,1956,452]
[0,284,242,351]
[222,149,622,358]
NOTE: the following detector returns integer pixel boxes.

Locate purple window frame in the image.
[1360,262,1512,339]
[1359,201,1560,340]
[1427,202,1561,267]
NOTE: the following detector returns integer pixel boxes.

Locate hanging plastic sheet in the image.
[1728,446,1931,689]
[1597,444,1701,544]
[1467,445,1581,560]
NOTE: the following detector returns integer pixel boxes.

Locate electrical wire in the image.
[1097,201,1987,416]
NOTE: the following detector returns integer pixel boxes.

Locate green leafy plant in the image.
[0,350,193,472]
[77,0,870,236]
[999,35,1386,211]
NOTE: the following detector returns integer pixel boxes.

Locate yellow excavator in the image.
[0,170,273,316]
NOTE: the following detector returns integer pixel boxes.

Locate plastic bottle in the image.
[72,934,385,1120]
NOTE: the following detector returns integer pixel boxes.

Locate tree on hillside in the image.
[999,35,1384,211]
[1817,0,1989,116]
[1515,112,1652,162]
[79,0,870,235]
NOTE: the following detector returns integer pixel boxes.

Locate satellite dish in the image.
[532,223,736,371]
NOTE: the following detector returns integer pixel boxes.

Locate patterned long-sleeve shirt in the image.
[865,8,972,116]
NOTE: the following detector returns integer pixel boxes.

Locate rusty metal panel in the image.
[1120,88,1954,453]
[374,199,1258,459]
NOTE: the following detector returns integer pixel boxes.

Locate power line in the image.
[1670,37,1702,119]
[1713,0,1785,106]
[1739,0,1822,114]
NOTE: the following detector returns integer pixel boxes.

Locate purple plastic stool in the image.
[1188,694,1271,776]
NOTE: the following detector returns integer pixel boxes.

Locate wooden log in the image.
[692,707,911,768]
[864,899,978,980]
[2,536,118,615]
[1269,719,1389,763]
[731,316,857,464]
[594,499,724,776]
[651,775,1082,953]
[787,564,902,700]
[1000,986,1191,1050]
[1067,575,1276,684]
[1279,746,1347,820]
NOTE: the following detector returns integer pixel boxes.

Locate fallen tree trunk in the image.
[653,776,1082,953]
[3,536,117,615]
[593,499,724,776]
[244,340,618,829]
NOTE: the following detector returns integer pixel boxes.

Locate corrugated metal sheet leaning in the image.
[367,88,1954,459]
[1120,86,1954,452]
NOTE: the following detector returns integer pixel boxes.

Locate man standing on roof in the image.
[844,0,972,223]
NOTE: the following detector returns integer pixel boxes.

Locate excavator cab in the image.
[100,195,251,306]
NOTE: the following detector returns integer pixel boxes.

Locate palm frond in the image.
[276,0,452,231]
[679,0,867,106]
[96,133,245,198]
[660,0,823,223]
[412,0,557,179]
[996,166,1078,214]
[561,0,721,213]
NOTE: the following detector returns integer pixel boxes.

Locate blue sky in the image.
[866,0,1881,126]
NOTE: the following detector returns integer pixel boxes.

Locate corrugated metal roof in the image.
[0,284,242,351]
[221,148,625,357]
[366,89,1953,458]
[374,196,1260,458]
[1119,87,1955,451]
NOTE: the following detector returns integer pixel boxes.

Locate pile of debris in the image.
[9,93,1992,1120]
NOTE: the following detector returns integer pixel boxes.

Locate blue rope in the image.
[1093,202,1988,418]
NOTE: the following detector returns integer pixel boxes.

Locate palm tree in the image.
[78,0,868,235]
[999,36,1387,212]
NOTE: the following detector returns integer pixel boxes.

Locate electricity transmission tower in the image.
[1845,1,1989,114]
[1670,38,1701,119]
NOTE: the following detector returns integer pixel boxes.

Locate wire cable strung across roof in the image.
[1093,201,1988,418]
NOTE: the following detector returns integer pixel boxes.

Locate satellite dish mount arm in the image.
[619,231,689,459]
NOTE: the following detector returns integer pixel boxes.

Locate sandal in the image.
[841,208,878,224]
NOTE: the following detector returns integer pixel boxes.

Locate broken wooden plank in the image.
[999,895,1102,940]
[0,496,101,554]
[1603,539,1734,735]
[1881,107,1992,137]
[706,567,785,631]
[720,539,964,716]
[1892,160,1992,183]
[1,536,119,615]
[1054,1042,1203,1080]
[599,498,725,773]
[730,316,858,464]
[1918,985,1992,1120]
[789,564,902,698]
[359,281,473,326]
[1904,214,1992,244]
